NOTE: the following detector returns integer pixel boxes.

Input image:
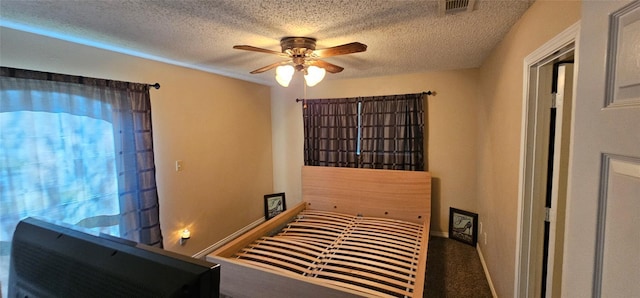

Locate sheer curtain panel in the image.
[0,67,163,247]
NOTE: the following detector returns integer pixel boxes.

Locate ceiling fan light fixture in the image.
[304,66,326,87]
[275,65,295,87]
[234,37,366,87]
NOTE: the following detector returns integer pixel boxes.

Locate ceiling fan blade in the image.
[313,42,367,58]
[308,60,344,73]
[233,45,289,57]
[249,61,286,74]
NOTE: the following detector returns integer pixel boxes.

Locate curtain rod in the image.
[295,90,433,102]
[1,66,162,90]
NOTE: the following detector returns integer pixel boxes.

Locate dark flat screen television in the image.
[8,217,220,298]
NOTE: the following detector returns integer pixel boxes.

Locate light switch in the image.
[175,160,183,172]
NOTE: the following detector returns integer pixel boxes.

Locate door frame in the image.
[514,22,580,297]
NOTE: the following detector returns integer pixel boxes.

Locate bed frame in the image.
[207,166,431,297]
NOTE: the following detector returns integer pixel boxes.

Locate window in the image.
[303,98,359,168]
[303,93,425,171]
[1,108,121,227]
[0,68,163,295]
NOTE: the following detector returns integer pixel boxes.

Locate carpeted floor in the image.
[424,236,493,297]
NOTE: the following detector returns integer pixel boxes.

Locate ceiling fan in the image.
[233,37,367,87]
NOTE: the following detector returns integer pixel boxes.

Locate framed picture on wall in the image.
[264,193,286,220]
[449,207,478,247]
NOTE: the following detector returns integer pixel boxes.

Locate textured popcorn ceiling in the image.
[0,0,532,86]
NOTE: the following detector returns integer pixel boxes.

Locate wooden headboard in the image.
[301,166,431,224]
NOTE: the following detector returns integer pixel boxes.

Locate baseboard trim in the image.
[192,217,265,259]
[430,230,449,238]
[477,244,498,298]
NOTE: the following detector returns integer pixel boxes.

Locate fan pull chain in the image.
[303,77,307,99]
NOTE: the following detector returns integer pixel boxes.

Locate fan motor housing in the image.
[233,36,361,74]
[280,37,317,54]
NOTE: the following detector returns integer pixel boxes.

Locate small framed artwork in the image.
[264,192,286,220]
[449,207,478,247]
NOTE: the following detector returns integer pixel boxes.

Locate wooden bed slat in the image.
[314,271,414,297]
[272,235,335,247]
[290,219,351,227]
[254,238,325,255]
[298,210,356,221]
[315,259,414,283]
[347,230,416,246]
[322,254,416,276]
[353,221,423,236]
[357,216,423,228]
[338,236,417,255]
[314,264,415,291]
[237,249,316,269]
[242,244,320,263]
[352,222,422,235]
[332,242,419,260]
[236,257,313,276]
[285,222,348,234]
[277,231,340,242]
[281,228,344,239]
[350,226,420,242]
[325,250,414,269]
[345,231,419,244]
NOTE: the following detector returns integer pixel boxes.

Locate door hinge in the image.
[551,93,557,108]
[545,207,551,223]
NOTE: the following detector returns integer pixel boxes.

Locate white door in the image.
[516,23,578,296]
[563,1,640,297]
[545,62,573,298]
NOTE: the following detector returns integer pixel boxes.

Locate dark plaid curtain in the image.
[303,98,359,167]
[0,67,163,247]
[360,93,425,170]
[302,93,425,171]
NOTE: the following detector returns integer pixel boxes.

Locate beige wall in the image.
[271,69,480,236]
[476,0,580,296]
[0,27,274,256]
